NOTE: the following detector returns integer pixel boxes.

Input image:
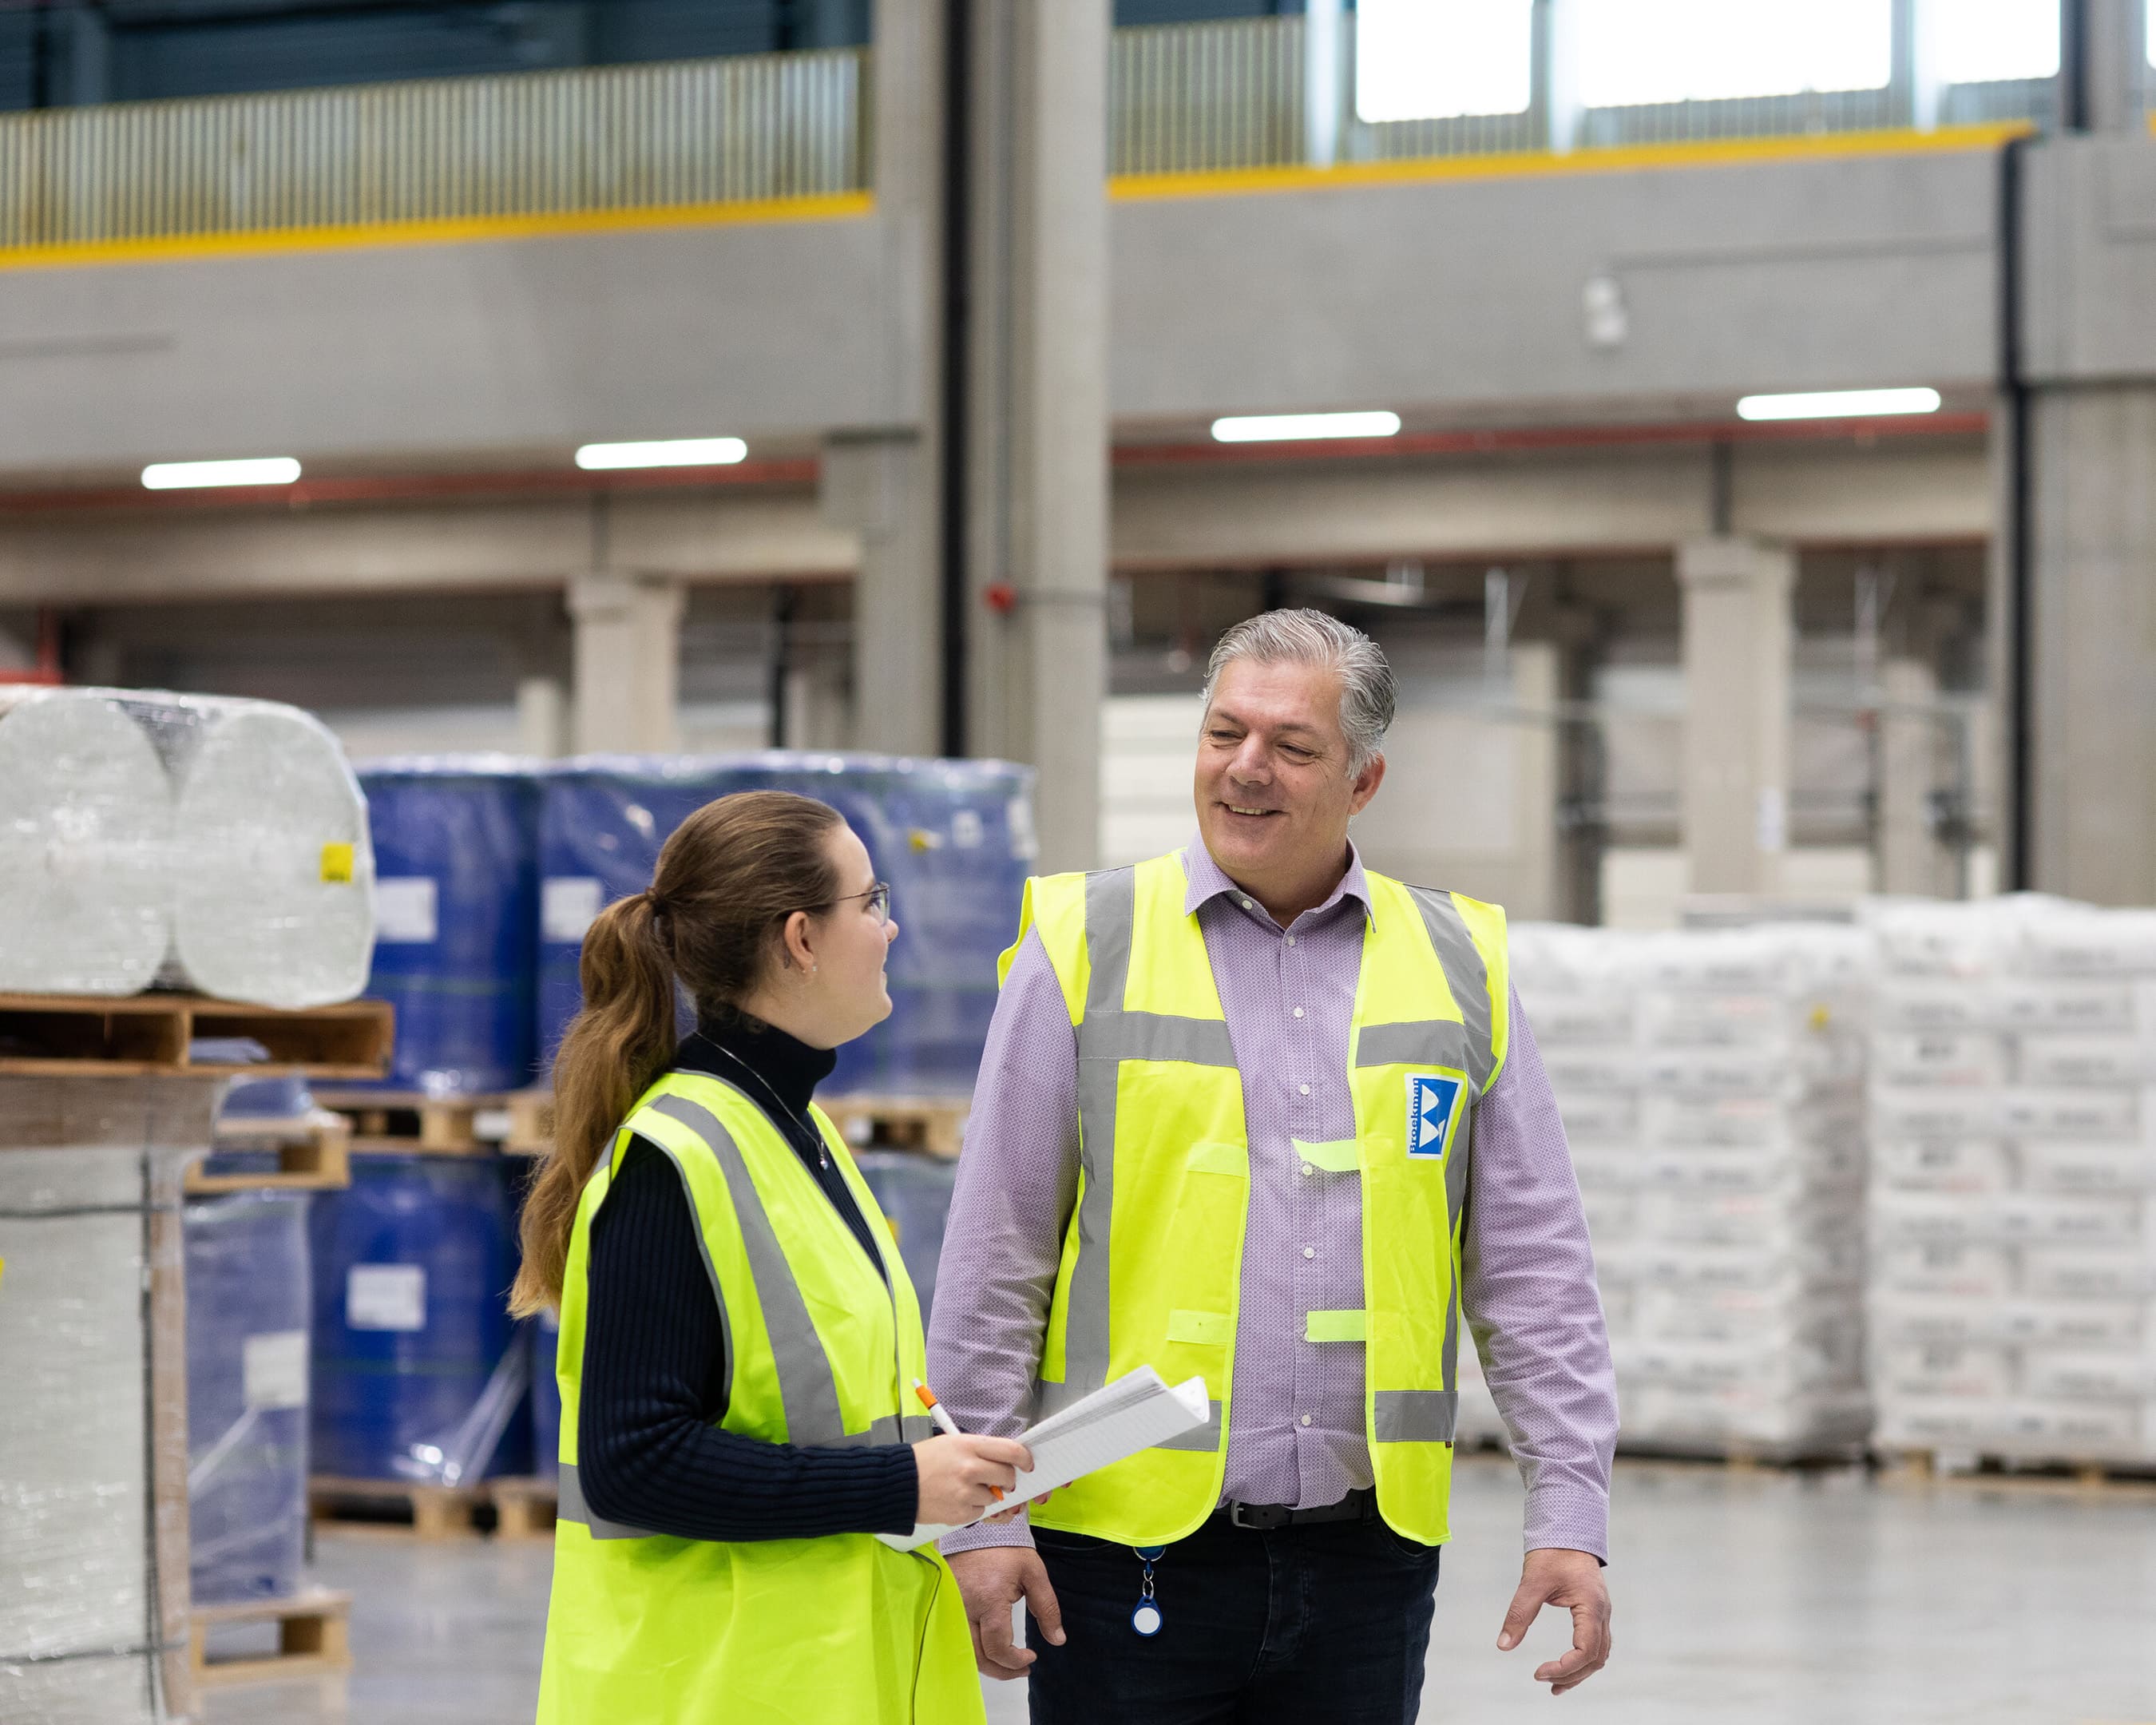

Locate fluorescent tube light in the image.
[1735,387,1942,422]
[575,437,747,470]
[1211,411,1402,444]
[141,457,302,490]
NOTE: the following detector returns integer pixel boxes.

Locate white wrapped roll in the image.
[155,697,375,1008]
[0,689,174,994]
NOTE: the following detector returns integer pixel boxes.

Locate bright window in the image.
[1932,0,2060,84]
[1356,0,1535,124]
[1576,0,1892,108]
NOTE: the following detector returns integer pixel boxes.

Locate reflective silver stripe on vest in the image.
[556,1462,664,1541]
[1152,1399,1224,1453]
[1402,887,1496,1094]
[1060,868,1244,1414]
[647,1092,850,1449]
[1372,1390,1460,1444]
[1353,1018,1472,1075]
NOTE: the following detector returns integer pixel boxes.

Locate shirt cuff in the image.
[1523,1482,1609,1565]
[938,1512,1036,1558]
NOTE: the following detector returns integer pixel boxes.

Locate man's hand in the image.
[947,1546,1065,1681]
[1496,1547,1611,1695]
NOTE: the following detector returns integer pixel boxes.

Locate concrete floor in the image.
[206,1454,2156,1724]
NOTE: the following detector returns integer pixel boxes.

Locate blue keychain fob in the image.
[1131,1546,1167,1636]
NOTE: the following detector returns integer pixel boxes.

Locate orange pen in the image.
[913,1378,1003,1501]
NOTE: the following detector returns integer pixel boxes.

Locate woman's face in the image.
[794,823,898,1048]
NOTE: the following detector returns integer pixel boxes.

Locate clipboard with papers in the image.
[878,1366,1211,1552]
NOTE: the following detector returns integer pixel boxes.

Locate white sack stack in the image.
[0,688,374,1009]
[1867,897,2156,1465]
[0,689,175,994]
[1514,921,1873,1456]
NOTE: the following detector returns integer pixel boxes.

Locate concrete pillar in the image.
[822,433,939,756]
[964,0,1110,873]
[1677,537,1794,896]
[1508,641,1563,922]
[568,573,684,753]
[1877,654,1958,898]
[2081,0,2151,135]
[2020,386,2156,904]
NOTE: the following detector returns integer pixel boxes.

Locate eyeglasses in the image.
[814,882,891,925]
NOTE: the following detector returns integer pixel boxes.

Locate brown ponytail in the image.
[510,790,846,1316]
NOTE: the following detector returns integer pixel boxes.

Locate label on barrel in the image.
[348,1263,427,1332]
[543,877,604,943]
[244,1330,311,1410]
[373,877,440,944]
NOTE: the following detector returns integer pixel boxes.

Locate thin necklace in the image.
[711,1042,829,1170]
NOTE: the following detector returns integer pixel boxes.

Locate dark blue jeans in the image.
[1025,1513,1442,1724]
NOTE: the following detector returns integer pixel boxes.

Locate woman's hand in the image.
[914,1434,1033,1525]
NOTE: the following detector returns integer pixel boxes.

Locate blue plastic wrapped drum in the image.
[358,757,541,1096]
[876,759,1036,1093]
[308,1156,528,1483]
[184,1192,312,1604]
[854,1152,959,1326]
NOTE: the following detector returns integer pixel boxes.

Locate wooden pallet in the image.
[311,1089,519,1156]
[1880,1448,2156,1497]
[821,1094,970,1160]
[189,1587,352,1695]
[310,1474,557,1537]
[0,992,391,1078]
[502,1089,554,1156]
[184,1112,353,1194]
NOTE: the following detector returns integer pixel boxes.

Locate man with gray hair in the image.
[929,608,1616,1722]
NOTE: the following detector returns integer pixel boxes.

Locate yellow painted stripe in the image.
[1110,121,2036,203]
[0,189,875,274]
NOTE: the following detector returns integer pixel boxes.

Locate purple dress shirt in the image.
[927,838,1617,1560]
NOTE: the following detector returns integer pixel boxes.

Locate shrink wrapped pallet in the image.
[1866,897,2156,1465]
[1514,920,1871,1456]
[0,688,374,1007]
[0,688,175,993]
[0,1078,213,1724]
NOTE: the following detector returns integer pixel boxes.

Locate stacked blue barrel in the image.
[535,751,1035,1092]
[356,756,542,1095]
[308,1155,529,1485]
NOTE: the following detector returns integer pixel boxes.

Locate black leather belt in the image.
[1216,1488,1375,1530]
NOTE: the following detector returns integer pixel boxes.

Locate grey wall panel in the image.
[1109,148,2007,418]
[0,214,909,472]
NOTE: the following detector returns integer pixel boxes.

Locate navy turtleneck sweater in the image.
[574,1021,921,1541]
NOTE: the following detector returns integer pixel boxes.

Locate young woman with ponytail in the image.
[513,791,1021,1723]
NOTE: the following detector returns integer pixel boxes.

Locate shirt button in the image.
[1286,935,1297,947]
[1299,1414,1312,1428]
[1298,1084,1310,1096]
[1301,1164,1314,1177]
[1302,1246,1316,1259]
[1292,1006,1305,1019]
[1240,897,1253,910]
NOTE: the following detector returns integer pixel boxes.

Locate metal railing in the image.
[0,48,868,254]
[1110,13,2058,180]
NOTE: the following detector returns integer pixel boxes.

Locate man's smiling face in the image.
[1193,654,1382,904]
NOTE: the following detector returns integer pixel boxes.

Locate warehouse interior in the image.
[2,1,2156,1721]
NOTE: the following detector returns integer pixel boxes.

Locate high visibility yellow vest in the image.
[1011,851,1508,1550]
[536,1071,984,1725]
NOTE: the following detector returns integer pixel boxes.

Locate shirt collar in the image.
[1181,834,1374,927]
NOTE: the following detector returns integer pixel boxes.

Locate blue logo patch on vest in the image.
[1406,1073,1464,1160]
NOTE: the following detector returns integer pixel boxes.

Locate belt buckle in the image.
[1227,1501,1288,1531]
